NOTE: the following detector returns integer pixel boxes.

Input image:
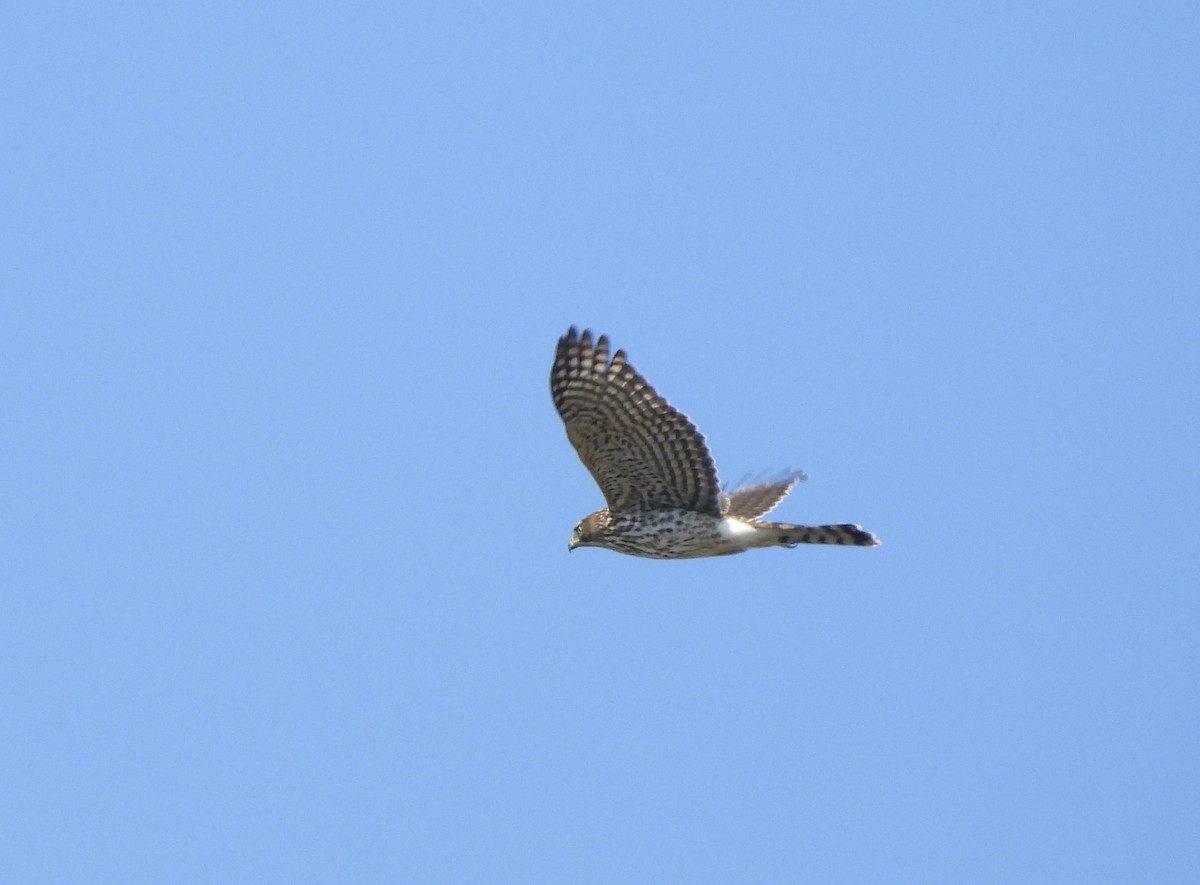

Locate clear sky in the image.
[3,2,1197,882]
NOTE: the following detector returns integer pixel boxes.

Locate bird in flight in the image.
[551,326,880,559]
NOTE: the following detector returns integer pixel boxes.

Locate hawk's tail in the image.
[761,521,880,548]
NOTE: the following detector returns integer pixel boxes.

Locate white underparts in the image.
[717,518,761,541]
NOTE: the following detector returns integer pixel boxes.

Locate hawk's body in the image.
[551,327,879,559]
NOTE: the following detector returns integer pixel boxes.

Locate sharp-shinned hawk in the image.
[551,326,880,558]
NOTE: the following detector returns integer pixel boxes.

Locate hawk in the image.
[551,326,880,559]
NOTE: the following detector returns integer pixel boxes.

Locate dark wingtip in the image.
[561,327,619,365]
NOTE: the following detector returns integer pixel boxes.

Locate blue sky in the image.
[3,2,1197,881]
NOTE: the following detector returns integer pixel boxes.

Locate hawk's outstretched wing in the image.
[721,471,807,519]
[551,327,721,515]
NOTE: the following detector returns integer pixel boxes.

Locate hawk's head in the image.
[568,510,610,551]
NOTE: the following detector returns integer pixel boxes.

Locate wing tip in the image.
[560,326,620,371]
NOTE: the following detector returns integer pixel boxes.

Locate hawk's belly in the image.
[604,511,756,559]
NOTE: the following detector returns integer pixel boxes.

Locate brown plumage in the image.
[551,327,879,559]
